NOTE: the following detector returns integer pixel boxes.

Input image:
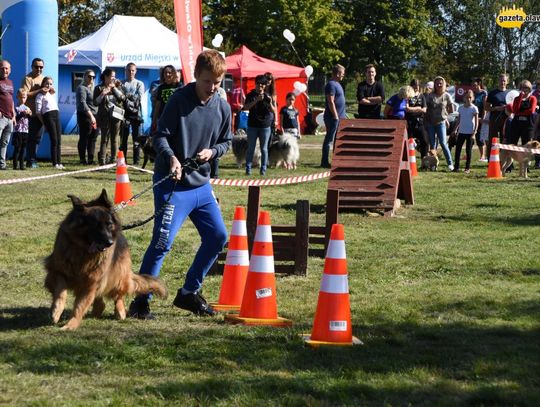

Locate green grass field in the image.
[1,135,539,406]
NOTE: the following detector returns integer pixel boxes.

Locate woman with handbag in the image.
[93,68,125,164]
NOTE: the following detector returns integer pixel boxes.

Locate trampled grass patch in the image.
[1,135,539,406]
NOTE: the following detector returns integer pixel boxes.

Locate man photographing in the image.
[129,50,232,319]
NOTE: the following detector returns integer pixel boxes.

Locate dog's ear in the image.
[97,188,113,208]
[68,195,85,211]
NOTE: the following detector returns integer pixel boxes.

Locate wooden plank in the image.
[309,248,326,258]
[246,186,260,251]
[272,225,297,233]
[309,226,326,235]
[295,200,309,275]
[275,264,296,274]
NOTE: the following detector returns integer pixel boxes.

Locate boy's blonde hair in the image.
[17,88,27,98]
[398,85,415,100]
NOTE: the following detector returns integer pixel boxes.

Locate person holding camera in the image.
[75,69,98,164]
[242,75,274,175]
[93,68,125,164]
[121,62,145,165]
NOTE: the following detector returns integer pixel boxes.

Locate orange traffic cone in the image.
[408,138,418,177]
[210,206,250,312]
[114,151,134,205]
[302,224,361,347]
[224,210,292,327]
[487,137,503,179]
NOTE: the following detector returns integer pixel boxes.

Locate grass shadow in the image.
[0,306,51,330]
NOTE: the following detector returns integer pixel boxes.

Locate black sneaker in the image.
[128,298,155,320]
[172,290,216,316]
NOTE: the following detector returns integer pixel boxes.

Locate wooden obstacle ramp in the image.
[211,186,337,276]
[328,118,414,217]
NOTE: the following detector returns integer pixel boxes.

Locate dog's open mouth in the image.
[89,242,112,253]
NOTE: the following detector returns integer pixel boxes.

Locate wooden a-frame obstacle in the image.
[327,118,414,217]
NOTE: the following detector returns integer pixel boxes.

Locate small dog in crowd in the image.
[232,128,261,168]
[421,149,439,171]
[500,140,540,178]
[268,131,300,170]
[139,136,156,169]
[44,189,167,330]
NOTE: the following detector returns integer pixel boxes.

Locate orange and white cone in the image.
[408,138,418,177]
[487,137,503,179]
[224,211,292,327]
[114,151,134,205]
[210,206,250,312]
[302,224,361,347]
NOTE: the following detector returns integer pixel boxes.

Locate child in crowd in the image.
[280,92,301,138]
[12,89,31,170]
[452,90,478,173]
[36,76,63,169]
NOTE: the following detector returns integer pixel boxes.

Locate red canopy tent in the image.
[225,45,309,133]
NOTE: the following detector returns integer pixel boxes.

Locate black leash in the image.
[116,157,201,231]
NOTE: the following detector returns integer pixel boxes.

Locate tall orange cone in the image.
[408,138,418,177]
[210,206,250,312]
[487,137,503,179]
[302,224,361,347]
[224,211,292,327]
[114,151,135,205]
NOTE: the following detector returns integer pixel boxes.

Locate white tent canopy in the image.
[58,15,182,70]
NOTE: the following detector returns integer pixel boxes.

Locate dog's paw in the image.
[60,318,81,331]
[51,307,63,324]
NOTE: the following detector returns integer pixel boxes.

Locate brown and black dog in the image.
[44,189,167,330]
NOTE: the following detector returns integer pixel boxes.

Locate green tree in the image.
[336,0,444,83]
[203,0,348,71]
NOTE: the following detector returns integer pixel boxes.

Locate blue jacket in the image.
[153,82,232,186]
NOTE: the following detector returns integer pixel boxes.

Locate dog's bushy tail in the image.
[131,274,168,299]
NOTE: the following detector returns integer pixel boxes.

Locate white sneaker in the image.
[55,164,65,170]
[448,164,454,172]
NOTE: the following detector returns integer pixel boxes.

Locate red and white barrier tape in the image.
[128,165,331,187]
[497,144,540,154]
[0,164,116,186]
[1,163,330,187]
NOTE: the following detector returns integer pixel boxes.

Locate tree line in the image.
[58,0,540,87]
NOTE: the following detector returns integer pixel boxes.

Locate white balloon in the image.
[293,81,307,94]
[283,29,295,43]
[505,89,520,105]
[293,89,301,96]
[304,65,313,78]
[316,112,325,127]
[211,33,223,48]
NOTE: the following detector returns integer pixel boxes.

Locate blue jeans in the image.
[246,126,271,174]
[427,122,453,166]
[0,116,13,168]
[321,117,339,167]
[139,177,228,296]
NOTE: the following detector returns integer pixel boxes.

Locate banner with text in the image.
[174,0,203,83]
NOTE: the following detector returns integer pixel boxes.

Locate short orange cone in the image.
[114,151,135,205]
[487,137,503,179]
[302,224,361,347]
[224,211,292,327]
[408,138,418,177]
[210,206,250,312]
